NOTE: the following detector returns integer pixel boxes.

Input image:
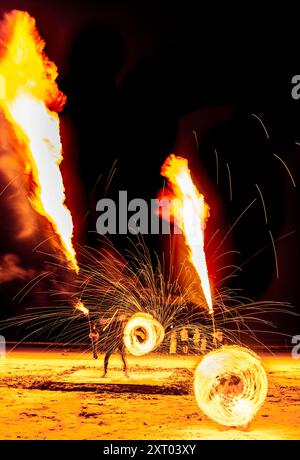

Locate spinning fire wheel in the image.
[194,345,268,426]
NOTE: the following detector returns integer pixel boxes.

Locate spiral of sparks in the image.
[194,346,268,426]
[124,312,165,356]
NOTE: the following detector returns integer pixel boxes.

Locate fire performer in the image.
[100,313,129,378]
[75,301,99,359]
[89,321,100,359]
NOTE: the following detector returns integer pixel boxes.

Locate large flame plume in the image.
[160,154,213,312]
[194,346,268,426]
[0,10,78,272]
[124,313,165,356]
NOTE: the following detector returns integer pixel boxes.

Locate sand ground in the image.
[0,349,299,440]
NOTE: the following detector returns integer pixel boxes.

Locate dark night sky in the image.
[0,1,299,343]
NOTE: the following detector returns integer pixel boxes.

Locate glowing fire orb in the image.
[124,313,165,356]
[194,346,268,427]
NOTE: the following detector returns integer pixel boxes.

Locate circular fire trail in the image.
[124,312,165,356]
[194,346,268,426]
[0,10,78,272]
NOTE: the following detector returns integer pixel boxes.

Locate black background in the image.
[0,1,299,343]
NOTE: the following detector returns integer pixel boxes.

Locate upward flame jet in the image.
[160,154,213,313]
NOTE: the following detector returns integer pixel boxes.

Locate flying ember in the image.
[75,301,89,317]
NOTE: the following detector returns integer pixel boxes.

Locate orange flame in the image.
[0,11,78,272]
[160,154,213,313]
